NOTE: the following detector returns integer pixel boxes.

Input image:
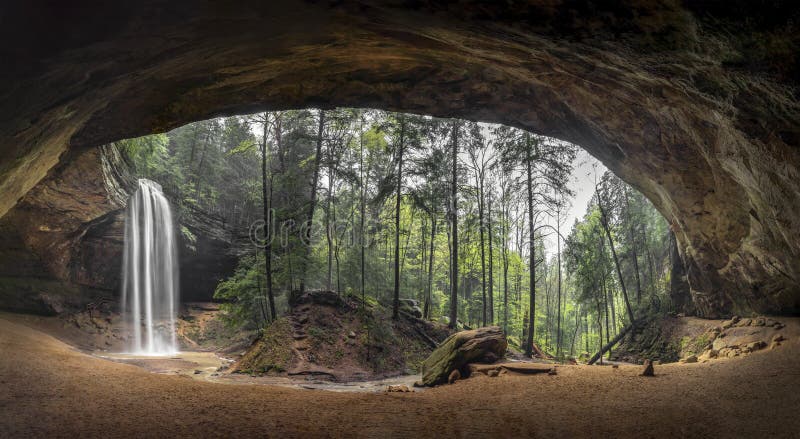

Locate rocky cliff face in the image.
[0,145,132,313]
[0,1,798,316]
[178,205,246,302]
[0,143,244,313]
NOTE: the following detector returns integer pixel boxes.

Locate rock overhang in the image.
[0,1,798,315]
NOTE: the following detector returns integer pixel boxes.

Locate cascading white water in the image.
[121,178,179,355]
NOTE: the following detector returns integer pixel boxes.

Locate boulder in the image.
[744,341,766,352]
[683,354,698,363]
[721,316,740,330]
[420,326,507,386]
[399,298,423,318]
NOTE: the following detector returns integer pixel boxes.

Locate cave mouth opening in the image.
[105,107,672,342]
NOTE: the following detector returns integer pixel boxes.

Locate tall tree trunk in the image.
[255,258,268,327]
[602,269,611,357]
[524,134,536,358]
[287,246,295,291]
[326,171,334,291]
[608,276,618,335]
[400,209,414,273]
[624,190,643,305]
[449,120,459,329]
[544,267,551,351]
[300,109,325,293]
[487,195,494,325]
[642,223,656,294]
[188,124,200,166]
[420,217,427,307]
[425,215,436,320]
[555,208,563,359]
[570,308,580,357]
[276,114,286,173]
[522,308,529,347]
[331,176,341,294]
[594,292,604,365]
[502,202,509,333]
[393,119,405,319]
[478,174,486,326]
[515,266,522,328]
[596,186,636,326]
[260,114,276,320]
[359,115,366,306]
[194,134,210,199]
[584,314,590,353]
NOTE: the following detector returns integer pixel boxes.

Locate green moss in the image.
[235,318,293,374]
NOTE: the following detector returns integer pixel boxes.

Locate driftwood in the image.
[588,320,641,365]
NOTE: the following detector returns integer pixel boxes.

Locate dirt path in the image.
[1,315,799,438]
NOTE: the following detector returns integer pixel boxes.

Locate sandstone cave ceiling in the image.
[0,1,799,315]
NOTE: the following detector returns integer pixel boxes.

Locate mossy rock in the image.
[420,326,507,386]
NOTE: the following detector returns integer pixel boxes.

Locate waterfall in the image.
[121,179,179,355]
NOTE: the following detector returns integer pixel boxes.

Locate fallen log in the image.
[399,310,439,349]
[468,362,552,376]
[531,342,554,360]
[588,320,642,365]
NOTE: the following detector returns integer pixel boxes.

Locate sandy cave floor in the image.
[1,314,800,438]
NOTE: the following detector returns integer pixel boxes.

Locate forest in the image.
[118,108,672,361]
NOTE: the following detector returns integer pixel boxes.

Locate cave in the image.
[1,2,799,437]
[2,1,798,317]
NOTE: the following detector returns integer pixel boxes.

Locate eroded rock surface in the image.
[0,143,246,312]
[0,145,132,313]
[0,2,798,315]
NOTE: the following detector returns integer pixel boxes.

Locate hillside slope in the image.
[235,291,450,381]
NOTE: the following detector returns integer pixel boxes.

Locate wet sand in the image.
[96,350,422,392]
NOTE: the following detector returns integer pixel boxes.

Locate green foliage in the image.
[213,255,271,329]
[563,170,671,356]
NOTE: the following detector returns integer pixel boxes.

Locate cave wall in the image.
[0,143,242,313]
[0,1,798,316]
[178,205,245,302]
[0,145,132,313]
